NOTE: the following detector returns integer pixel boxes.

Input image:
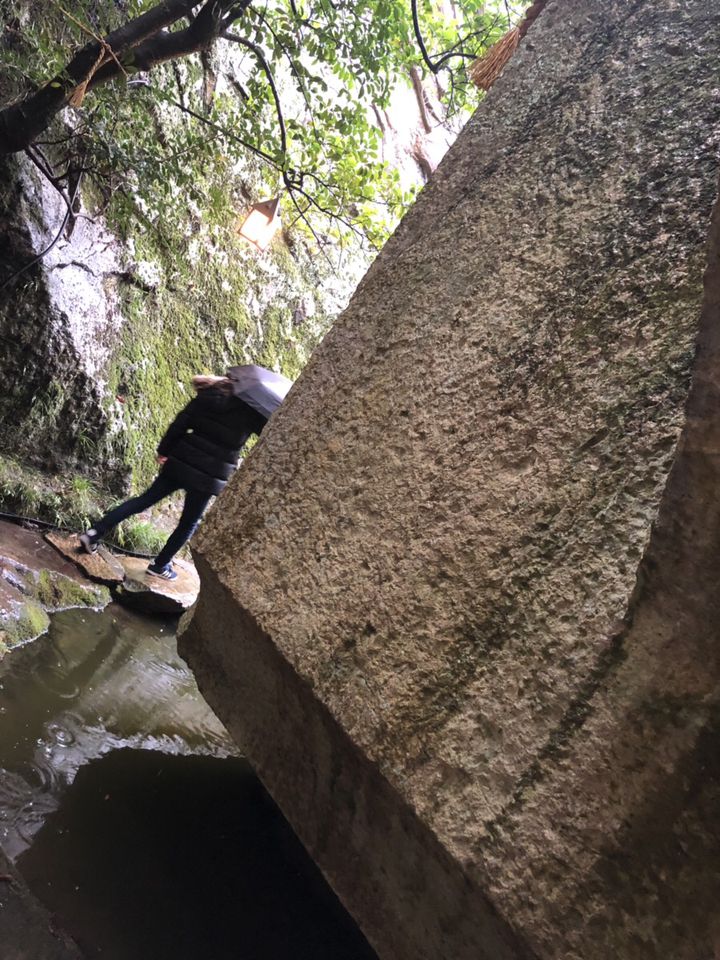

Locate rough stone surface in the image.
[181,2,720,960]
[0,848,82,960]
[43,531,198,613]
[45,531,126,586]
[0,522,110,654]
[115,556,199,615]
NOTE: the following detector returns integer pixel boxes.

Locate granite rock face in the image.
[180,2,720,958]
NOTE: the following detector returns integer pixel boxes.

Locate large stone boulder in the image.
[180,1,720,958]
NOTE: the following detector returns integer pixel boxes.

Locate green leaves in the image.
[1,0,529,256]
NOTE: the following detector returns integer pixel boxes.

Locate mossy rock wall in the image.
[0,0,364,493]
[0,143,357,493]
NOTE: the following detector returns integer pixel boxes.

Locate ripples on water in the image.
[0,604,378,960]
[0,604,233,861]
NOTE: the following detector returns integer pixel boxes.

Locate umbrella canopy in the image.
[226,364,293,420]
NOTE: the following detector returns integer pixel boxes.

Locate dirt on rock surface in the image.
[44,531,126,585]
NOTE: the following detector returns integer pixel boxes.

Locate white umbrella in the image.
[226,364,293,420]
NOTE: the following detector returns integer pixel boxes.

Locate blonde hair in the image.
[192,375,232,393]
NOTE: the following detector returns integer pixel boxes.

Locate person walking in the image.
[79,372,272,580]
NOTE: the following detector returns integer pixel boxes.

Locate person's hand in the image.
[156,455,168,465]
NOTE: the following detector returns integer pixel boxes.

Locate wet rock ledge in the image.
[0,522,199,656]
[0,522,109,656]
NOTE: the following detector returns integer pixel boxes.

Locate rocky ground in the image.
[0,520,199,657]
[0,522,109,656]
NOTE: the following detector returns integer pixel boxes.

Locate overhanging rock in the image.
[180,1,720,957]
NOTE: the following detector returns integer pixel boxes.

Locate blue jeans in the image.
[93,472,211,568]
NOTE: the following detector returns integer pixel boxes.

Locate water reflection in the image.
[0,604,377,960]
[0,604,233,860]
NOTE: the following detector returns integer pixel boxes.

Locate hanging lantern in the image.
[238,197,281,251]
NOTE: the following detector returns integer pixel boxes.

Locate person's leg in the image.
[82,474,177,551]
[148,488,211,574]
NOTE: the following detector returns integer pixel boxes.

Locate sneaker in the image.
[79,529,100,554]
[147,562,177,581]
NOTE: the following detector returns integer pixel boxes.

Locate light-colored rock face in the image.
[17,163,124,385]
[181,2,720,959]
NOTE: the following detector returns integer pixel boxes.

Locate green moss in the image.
[102,212,329,489]
[33,569,109,611]
[0,453,177,555]
[0,600,51,651]
[0,554,110,661]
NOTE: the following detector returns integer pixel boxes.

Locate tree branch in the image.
[410,0,501,75]
[88,1,252,89]
[223,30,287,157]
[284,172,376,249]
[246,6,321,144]
[156,89,280,168]
[284,184,336,270]
[410,0,439,75]
[0,0,253,155]
[0,166,83,293]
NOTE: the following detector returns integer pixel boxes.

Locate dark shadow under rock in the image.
[0,846,81,960]
[17,748,378,960]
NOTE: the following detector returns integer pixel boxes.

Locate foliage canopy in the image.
[0,0,527,250]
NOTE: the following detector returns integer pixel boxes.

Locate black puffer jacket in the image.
[157,387,266,495]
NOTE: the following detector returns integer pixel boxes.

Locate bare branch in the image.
[284,183,336,271]
[0,165,84,293]
[410,0,502,75]
[246,4,321,145]
[410,0,439,75]
[157,89,280,168]
[284,172,378,250]
[223,30,287,157]
[24,145,75,221]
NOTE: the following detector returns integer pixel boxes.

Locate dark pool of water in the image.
[0,605,377,959]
